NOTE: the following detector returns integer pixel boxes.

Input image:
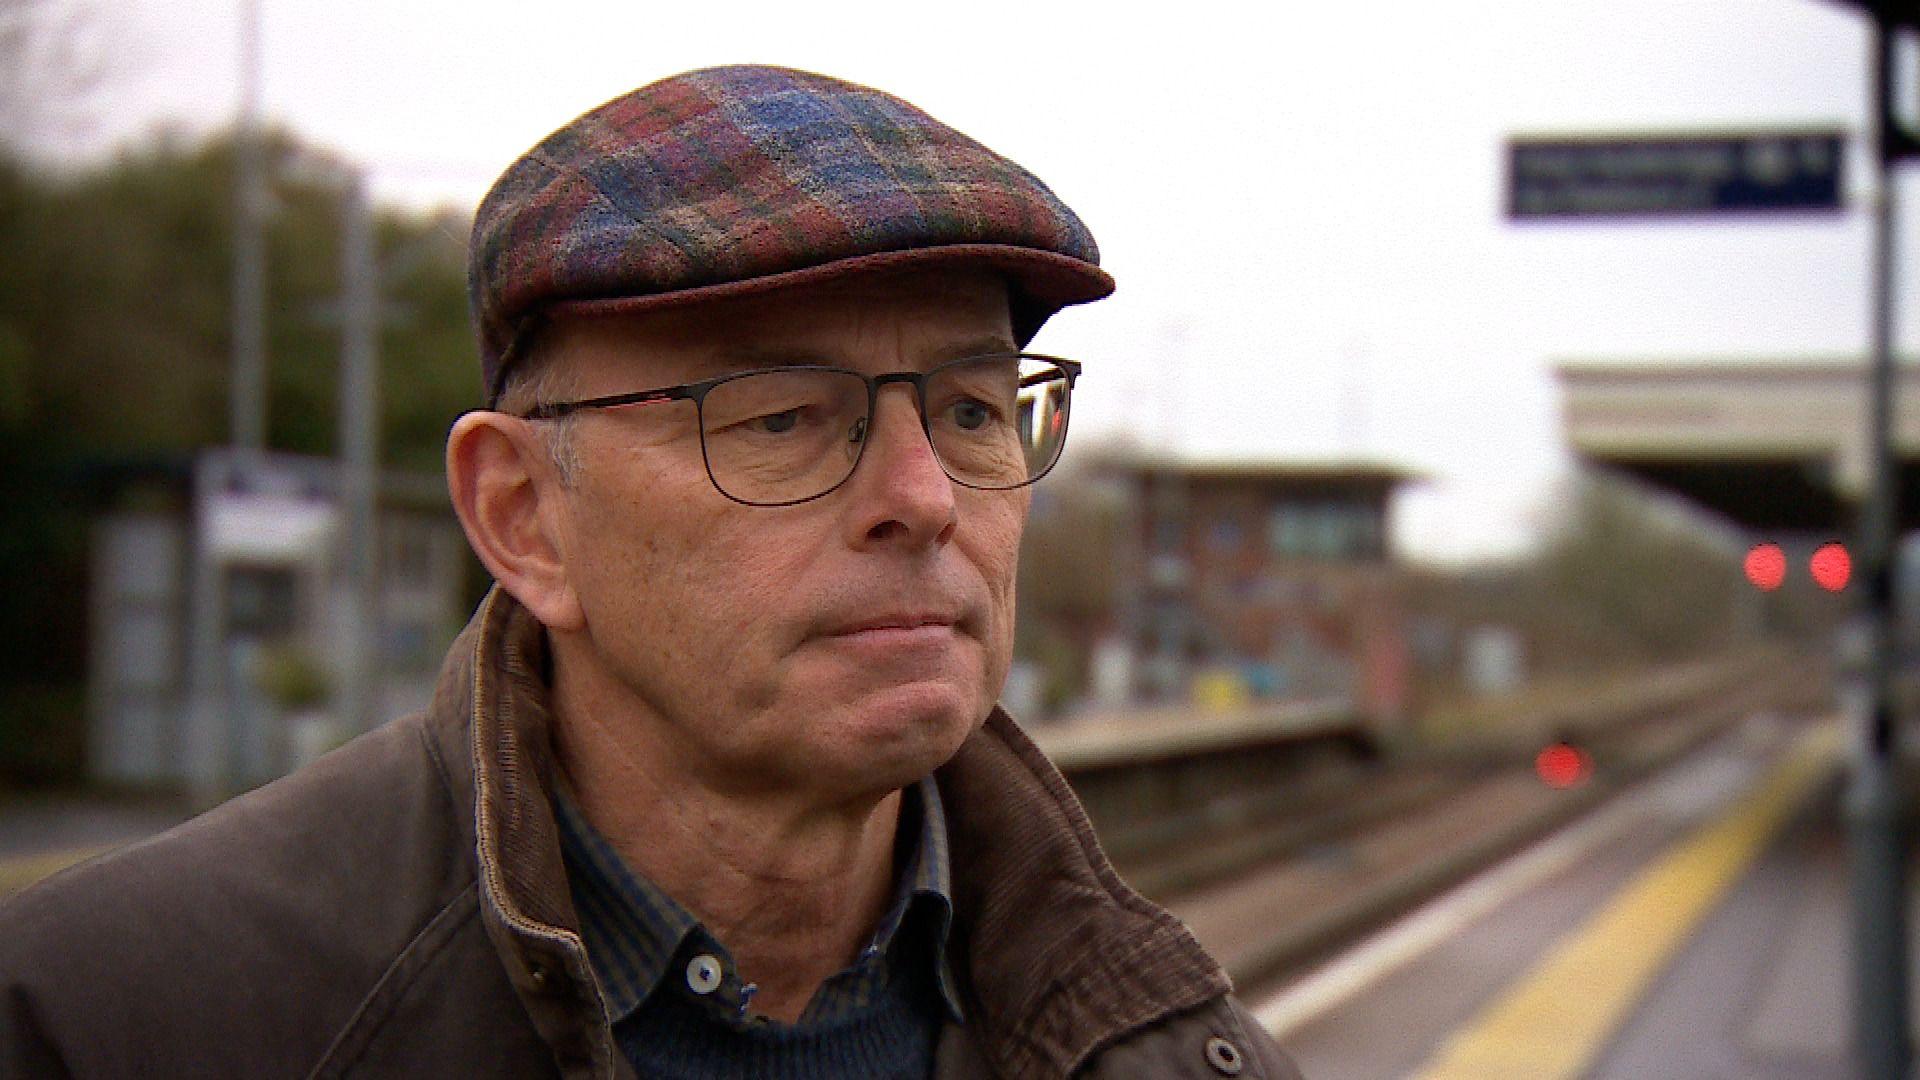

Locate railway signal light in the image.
[1745,542,1787,591]
[1811,542,1852,592]
[1535,743,1593,789]
[1743,540,1852,592]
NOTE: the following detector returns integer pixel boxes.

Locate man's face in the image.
[539,268,1027,801]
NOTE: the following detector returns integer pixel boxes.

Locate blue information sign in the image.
[1507,132,1845,219]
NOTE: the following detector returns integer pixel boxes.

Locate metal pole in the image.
[1847,18,1910,1080]
[193,0,264,802]
[338,173,380,737]
[184,454,230,808]
[229,0,267,464]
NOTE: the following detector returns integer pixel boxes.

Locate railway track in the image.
[1113,652,1828,996]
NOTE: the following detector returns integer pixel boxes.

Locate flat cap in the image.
[469,64,1115,404]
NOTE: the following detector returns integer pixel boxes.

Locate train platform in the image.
[1251,712,1900,1079]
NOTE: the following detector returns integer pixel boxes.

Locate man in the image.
[1,66,1301,1078]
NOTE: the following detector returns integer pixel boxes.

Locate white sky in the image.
[46,0,1920,563]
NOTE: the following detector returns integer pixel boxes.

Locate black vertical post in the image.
[1848,13,1912,1080]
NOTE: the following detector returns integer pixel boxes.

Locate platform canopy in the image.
[1557,357,1920,532]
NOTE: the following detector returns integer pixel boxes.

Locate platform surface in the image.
[1256,713,1913,1079]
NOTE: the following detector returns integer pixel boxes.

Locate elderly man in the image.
[0,66,1300,1078]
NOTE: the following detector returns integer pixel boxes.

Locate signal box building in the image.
[1094,457,1416,725]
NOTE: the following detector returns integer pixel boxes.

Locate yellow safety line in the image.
[0,844,120,898]
[1413,723,1841,1080]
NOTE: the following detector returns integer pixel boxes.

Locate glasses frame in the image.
[517,352,1081,507]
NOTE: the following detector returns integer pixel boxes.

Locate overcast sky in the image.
[44,0,1920,562]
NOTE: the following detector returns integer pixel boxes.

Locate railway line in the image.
[1109,650,1830,996]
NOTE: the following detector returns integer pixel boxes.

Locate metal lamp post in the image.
[1835,5,1920,1077]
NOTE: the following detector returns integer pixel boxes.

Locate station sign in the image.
[1507,131,1845,219]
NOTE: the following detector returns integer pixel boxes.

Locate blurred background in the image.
[0,0,1910,1076]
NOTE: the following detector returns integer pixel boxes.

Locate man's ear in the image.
[445,411,585,631]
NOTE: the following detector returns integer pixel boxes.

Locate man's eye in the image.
[754,409,802,434]
[950,399,996,431]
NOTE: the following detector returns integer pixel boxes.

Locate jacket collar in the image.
[934,709,1232,1076]
[428,586,1230,1079]
[426,587,619,1074]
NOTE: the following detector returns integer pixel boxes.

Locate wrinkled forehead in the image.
[540,267,1017,386]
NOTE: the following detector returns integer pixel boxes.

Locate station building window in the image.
[226,566,299,638]
[1269,505,1309,558]
[1208,518,1245,553]
[1267,502,1382,560]
[1153,518,1184,554]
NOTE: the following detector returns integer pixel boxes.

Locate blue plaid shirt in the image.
[552,778,963,1030]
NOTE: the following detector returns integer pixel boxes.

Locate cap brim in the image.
[548,241,1110,314]
[540,240,1107,342]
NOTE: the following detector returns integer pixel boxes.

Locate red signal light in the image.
[1744,543,1786,592]
[1535,743,1592,789]
[1810,543,1851,593]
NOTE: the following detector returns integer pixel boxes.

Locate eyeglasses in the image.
[519,352,1078,507]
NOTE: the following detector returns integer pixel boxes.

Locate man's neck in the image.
[551,686,902,1024]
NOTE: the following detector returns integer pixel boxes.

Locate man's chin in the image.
[823,687,982,778]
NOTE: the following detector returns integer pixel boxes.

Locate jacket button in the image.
[1204,1035,1245,1076]
[686,954,724,995]
[528,960,567,994]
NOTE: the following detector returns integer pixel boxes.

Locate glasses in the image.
[520,352,1078,507]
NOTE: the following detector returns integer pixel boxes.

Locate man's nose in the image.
[843,384,956,546]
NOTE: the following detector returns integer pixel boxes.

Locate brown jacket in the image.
[0,589,1302,1079]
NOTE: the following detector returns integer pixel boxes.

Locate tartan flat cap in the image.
[469,64,1114,403]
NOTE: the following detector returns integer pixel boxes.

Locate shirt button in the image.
[686,954,724,995]
[1204,1035,1245,1076]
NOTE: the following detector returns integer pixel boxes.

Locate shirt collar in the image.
[552,776,962,1025]
[550,785,700,1021]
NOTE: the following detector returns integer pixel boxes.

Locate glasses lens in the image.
[700,368,869,505]
[926,355,1071,490]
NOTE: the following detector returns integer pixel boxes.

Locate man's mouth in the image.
[829,613,960,636]
[810,610,970,660]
